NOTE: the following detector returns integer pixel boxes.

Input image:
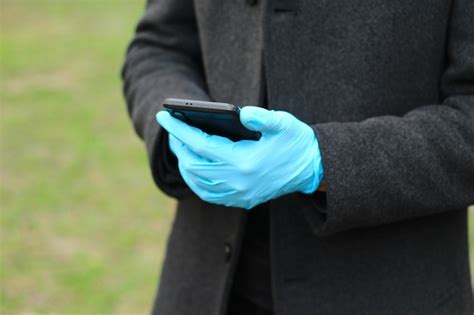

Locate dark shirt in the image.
[232,204,273,310]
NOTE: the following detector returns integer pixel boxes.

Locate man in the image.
[122,0,474,314]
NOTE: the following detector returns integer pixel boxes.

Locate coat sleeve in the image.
[303,0,474,236]
[121,0,210,198]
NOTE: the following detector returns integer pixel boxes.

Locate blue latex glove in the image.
[156,106,324,209]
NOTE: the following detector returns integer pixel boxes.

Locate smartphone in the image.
[162,98,261,141]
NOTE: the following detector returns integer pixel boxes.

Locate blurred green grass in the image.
[1,1,175,314]
[0,0,473,314]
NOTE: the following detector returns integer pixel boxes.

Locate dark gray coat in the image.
[122,0,474,314]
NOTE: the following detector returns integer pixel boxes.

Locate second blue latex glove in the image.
[156,106,323,209]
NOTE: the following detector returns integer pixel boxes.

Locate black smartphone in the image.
[162,98,261,141]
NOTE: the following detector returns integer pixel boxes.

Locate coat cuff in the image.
[302,122,379,236]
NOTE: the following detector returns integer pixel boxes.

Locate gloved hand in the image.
[156,106,324,209]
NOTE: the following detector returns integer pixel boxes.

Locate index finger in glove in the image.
[156,111,234,162]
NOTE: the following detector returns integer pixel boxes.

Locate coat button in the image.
[224,242,232,262]
[245,0,258,6]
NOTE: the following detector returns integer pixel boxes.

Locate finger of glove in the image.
[193,184,237,205]
[168,133,181,157]
[170,135,229,179]
[181,167,236,204]
[176,160,210,199]
[156,111,234,162]
[168,127,238,204]
[187,172,253,208]
[169,134,215,169]
[240,106,290,134]
[205,190,239,206]
[188,172,233,194]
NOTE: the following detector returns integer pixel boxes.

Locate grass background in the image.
[0,0,472,314]
[1,1,175,314]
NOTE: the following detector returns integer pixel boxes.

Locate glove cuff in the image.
[300,137,324,194]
